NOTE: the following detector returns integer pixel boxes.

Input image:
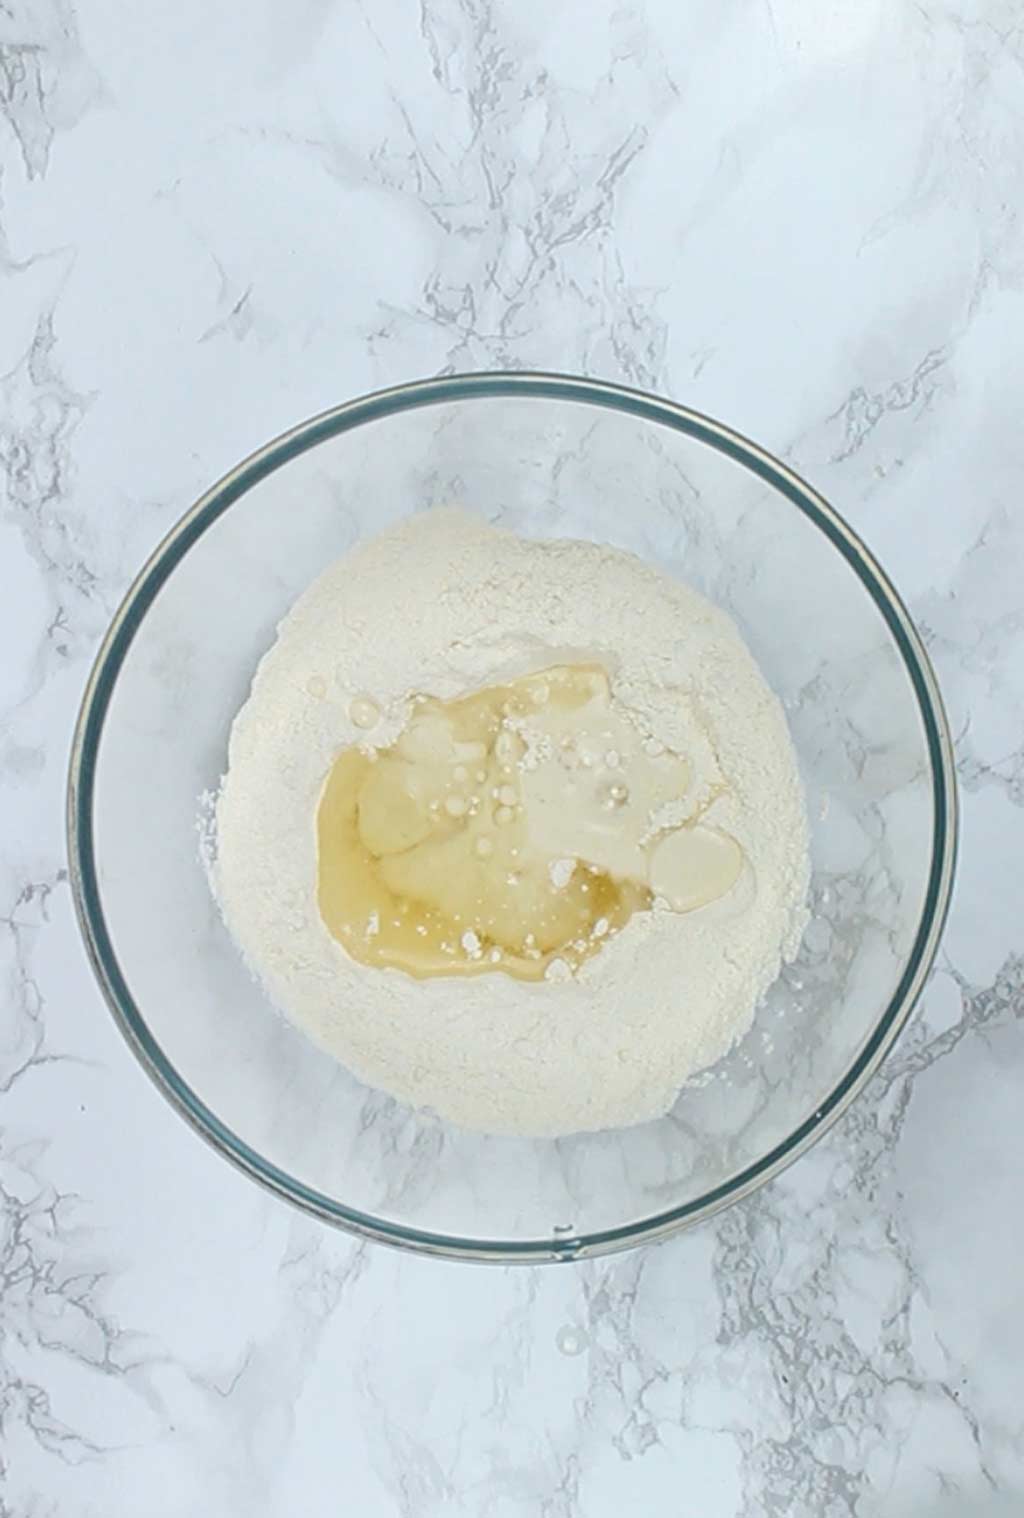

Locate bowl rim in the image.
[67,370,958,1263]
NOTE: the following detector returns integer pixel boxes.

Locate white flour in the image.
[213,509,809,1138]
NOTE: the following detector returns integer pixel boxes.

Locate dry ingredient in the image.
[213,509,809,1138]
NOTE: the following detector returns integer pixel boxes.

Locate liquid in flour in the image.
[316,663,744,980]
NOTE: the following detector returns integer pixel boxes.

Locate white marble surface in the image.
[2,1,1023,1512]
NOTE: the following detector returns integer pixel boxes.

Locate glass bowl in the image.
[67,373,957,1262]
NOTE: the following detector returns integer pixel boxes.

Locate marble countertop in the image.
[3,2,1023,1513]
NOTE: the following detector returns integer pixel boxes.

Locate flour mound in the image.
[213,509,809,1138]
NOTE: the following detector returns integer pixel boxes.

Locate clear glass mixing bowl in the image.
[67,373,957,1261]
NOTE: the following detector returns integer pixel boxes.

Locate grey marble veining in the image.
[1,1,1022,1513]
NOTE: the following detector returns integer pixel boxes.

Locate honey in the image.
[316,665,743,980]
